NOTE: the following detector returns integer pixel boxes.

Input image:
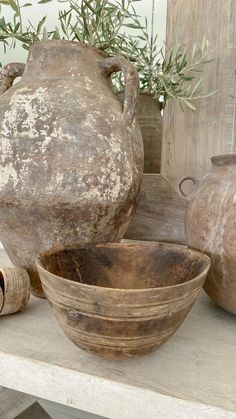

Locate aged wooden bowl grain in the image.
[0,267,30,315]
[36,243,210,359]
[0,284,3,313]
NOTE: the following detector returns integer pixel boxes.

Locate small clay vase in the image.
[183,154,236,314]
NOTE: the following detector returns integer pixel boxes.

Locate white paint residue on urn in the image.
[0,40,143,298]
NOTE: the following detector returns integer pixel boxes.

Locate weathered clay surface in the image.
[137,93,162,173]
[185,154,236,314]
[0,40,143,298]
[119,92,162,173]
[36,242,210,359]
[0,63,25,95]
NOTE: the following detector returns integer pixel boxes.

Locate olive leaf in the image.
[0,0,216,109]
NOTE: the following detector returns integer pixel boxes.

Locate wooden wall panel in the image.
[124,174,187,244]
[162,0,236,192]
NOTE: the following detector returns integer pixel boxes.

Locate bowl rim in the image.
[36,241,211,293]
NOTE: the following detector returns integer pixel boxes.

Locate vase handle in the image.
[179,176,198,198]
[99,55,139,126]
[0,63,25,95]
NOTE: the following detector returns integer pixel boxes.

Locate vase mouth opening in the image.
[211,154,236,166]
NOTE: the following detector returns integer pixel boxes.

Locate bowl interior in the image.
[38,243,209,290]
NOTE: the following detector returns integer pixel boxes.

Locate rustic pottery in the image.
[0,40,143,298]
[36,242,210,359]
[119,92,162,173]
[138,93,162,173]
[184,154,236,315]
[0,267,30,315]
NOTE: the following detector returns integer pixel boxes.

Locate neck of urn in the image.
[22,40,106,81]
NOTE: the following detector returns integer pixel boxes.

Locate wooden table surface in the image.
[0,250,235,419]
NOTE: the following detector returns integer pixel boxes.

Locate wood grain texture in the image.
[124,174,187,244]
[0,285,3,313]
[36,242,209,359]
[0,267,30,316]
[162,0,236,192]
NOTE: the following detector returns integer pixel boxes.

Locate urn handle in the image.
[0,63,25,95]
[100,55,139,125]
[179,176,198,198]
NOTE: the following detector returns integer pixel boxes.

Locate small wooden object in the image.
[0,286,3,313]
[0,267,30,315]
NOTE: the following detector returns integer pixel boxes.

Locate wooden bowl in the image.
[0,284,3,313]
[0,267,30,315]
[36,242,210,359]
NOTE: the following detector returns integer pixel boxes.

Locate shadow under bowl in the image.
[36,242,210,359]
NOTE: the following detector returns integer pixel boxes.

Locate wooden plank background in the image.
[124,174,187,244]
[162,0,236,193]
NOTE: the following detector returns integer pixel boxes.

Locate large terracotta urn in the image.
[0,40,143,298]
[184,154,236,314]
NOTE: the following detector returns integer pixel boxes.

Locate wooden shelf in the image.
[0,251,235,418]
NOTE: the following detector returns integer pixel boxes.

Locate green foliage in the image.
[0,1,50,59]
[157,39,216,109]
[115,26,216,109]
[109,2,216,110]
[0,0,215,109]
[58,0,143,50]
[0,0,142,58]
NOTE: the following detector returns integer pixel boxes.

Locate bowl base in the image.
[68,335,174,360]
